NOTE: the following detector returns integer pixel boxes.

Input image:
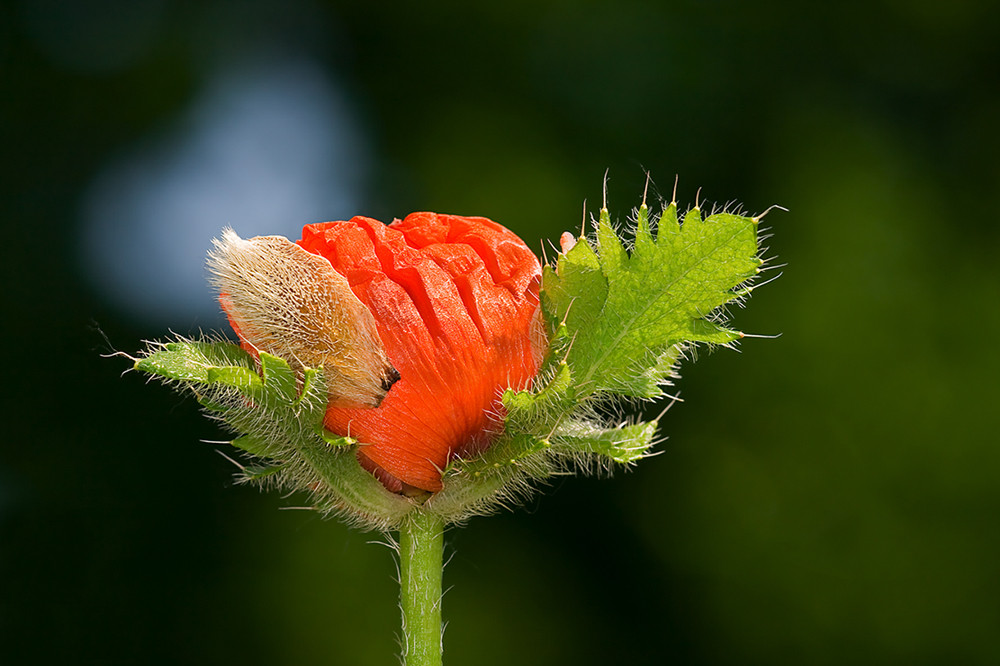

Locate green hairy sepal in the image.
[132,193,766,529]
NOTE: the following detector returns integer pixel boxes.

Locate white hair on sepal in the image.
[207,228,399,409]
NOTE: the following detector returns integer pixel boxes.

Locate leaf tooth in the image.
[562,235,601,271]
[634,201,655,256]
[596,213,627,272]
[657,201,680,241]
[598,203,611,228]
[682,204,703,228]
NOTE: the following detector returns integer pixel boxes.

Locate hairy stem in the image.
[399,510,445,666]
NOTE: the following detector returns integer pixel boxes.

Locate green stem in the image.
[399,510,445,666]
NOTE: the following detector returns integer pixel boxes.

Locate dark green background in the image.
[3,1,999,664]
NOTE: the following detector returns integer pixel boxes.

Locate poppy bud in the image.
[212,215,544,495]
[299,213,544,494]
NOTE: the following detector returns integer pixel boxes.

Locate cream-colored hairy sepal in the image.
[208,228,399,408]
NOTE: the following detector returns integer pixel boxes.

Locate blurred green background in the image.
[3,0,999,664]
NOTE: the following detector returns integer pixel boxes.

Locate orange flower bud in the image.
[298,213,544,494]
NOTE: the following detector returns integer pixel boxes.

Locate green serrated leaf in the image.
[542,202,760,399]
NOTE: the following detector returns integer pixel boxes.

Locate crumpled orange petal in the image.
[297,212,543,493]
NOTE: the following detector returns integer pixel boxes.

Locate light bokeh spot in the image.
[80,56,369,328]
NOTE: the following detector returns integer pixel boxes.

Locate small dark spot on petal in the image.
[382,365,401,392]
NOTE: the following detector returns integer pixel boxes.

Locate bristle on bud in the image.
[208,228,399,408]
